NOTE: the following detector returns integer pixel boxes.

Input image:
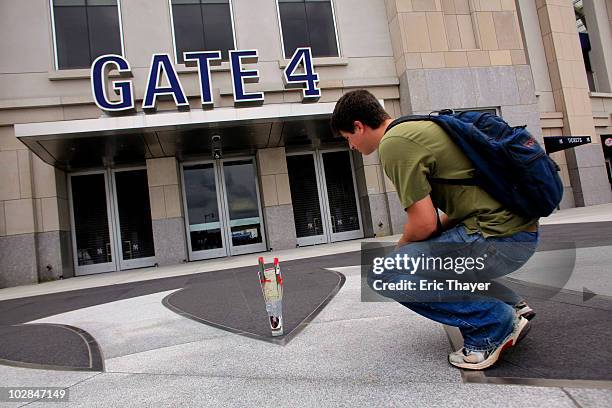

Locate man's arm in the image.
[397,195,439,247]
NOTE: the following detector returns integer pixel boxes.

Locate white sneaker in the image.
[514,301,536,321]
[449,316,531,370]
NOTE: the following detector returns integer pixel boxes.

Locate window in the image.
[277,0,339,58]
[51,0,123,70]
[170,0,235,63]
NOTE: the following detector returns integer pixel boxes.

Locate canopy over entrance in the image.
[14,102,342,171]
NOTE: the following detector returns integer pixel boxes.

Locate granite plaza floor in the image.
[0,204,611,407]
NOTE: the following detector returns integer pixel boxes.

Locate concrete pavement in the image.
[1,203,611,407]
[1,266,610,407]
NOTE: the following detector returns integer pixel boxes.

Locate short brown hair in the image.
[331,90,390,135]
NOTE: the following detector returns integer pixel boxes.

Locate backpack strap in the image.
[385,114,479,187]
[386,113,484,239]
[385,115,431,133]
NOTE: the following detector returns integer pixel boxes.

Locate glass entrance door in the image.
[111,169,156,270]
[182,162,227,260]
[69,168,156,276]
[182,158,266,260]
[69,171,116,275]
[319,150,363,242]
[287,149,363,246]
[221,159,266,256]
[287,153,328,246]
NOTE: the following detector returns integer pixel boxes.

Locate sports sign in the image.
[91,48,321,114]
[543,136,592,154]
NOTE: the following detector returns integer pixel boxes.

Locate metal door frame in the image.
[286,150,330,247]
[316,148,364,243]
[181,156,267,260]
[287,148,363,246]
[180,159,229,261]
[219,156,267,256]
[68,170,117,276]
[110,167,156,270]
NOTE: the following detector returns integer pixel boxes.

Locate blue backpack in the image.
[385,110,563,218]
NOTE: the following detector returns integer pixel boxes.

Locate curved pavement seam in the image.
[561,388,586,408]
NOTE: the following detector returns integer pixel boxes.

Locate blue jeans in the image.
[367,224,539,352]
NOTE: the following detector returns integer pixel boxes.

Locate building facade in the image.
[1,0,611,288]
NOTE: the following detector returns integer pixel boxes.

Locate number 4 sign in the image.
[283,47,321,102]
[92,47,322,114]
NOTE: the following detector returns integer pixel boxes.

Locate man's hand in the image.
[396,195,439,248]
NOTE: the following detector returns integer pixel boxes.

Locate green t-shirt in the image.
[379,120,537,237]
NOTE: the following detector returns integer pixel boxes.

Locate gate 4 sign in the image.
[91,47,321,114]
[282,48,321,101]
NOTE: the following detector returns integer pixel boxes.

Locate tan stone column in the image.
[256,147,296,250]
[32,155,73,282]
[388,0,542,138]
[518,0,557,111]
[537,0,612,206]
[0,126,38,287]
[0,127,73,288]
[146,157,187,265]
[353,150,394,237]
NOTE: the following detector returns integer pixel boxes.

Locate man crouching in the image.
[331,90,539,370]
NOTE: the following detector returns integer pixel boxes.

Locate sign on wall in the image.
[543,136,592,154]
[602,135,612,156]
[91,48,321,114]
